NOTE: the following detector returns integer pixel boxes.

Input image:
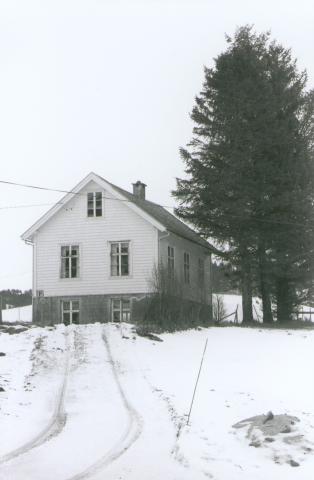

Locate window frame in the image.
[61,299,80,325]
[110,241,131,277]
[87,191,103,218]
[111,298,131,322]
[184,252,190,284]
[167,245,175,279]
[60,245,80,279]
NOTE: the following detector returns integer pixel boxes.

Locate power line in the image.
[1,178,314,230]
[0,203,59,210]
[0,179,174,209]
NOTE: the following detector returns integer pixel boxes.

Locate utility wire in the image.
[0,179,174,208]
[0,203,61,210]
[1,178,314,230]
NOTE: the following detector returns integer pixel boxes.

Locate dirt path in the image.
[0,325,143,480]
[63,328,143,480]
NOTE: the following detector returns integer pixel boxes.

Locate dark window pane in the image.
[111,255,119,276]
[63,301,70,311]
[87,193,94,216]
[112,299,120,310]
[65,258,70,278]
[121,256,129,275]
[71,246,79,256]
[95,193,102,216]
[63,312,70,325]
[111,243,119,255]
[72,301,79,311]
[72,312,79,324]
[61,259,65,278]
[121,243,129,254]
[122,299,130,310]
[122,311,130,322]
[71,258,78,277]
[113,311,121,322]
[61,246,70,257]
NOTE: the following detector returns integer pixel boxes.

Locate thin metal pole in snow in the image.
[186,338,208,426]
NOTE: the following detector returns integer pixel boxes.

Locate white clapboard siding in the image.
[34,181,158,296]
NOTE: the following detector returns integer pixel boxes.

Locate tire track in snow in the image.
[64,327,143,480]
[0,329,71,465]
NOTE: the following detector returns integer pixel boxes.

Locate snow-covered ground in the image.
[0,322,314,479]
[215,294,314,322]
[215,293,263,322]
[2,305,32,323]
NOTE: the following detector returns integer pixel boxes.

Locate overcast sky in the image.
[0,0,313,291]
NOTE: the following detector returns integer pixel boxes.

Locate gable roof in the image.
[21,172,215,252]
[105,179,215,252]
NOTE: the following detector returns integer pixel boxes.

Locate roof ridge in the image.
[106,178,216,252]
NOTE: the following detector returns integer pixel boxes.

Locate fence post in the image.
[234,305,238,324]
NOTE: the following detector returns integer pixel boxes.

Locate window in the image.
[198,258,205,286]
[62,300,80,325]
[61,245,79,278]
[184,252,190,284]
[111,298,131,322]
[110,242,130,276]
[167,246,175,278]
[87,192,103,217]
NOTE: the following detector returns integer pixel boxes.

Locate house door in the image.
[62,300,80,325]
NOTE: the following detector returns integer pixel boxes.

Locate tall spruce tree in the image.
[173,26,314,323]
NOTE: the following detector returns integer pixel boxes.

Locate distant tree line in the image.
[0,289,32,309]
[212,261,240,294]
[174,26,314,323]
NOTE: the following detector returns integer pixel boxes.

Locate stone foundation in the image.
[32,293,147,326]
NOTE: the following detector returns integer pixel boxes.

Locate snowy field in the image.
[0,323,314,479]
[214,294,314,322]
[2,305,32,323]
[214,294,263,322]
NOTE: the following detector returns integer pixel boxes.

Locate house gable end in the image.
[21,172,166,241]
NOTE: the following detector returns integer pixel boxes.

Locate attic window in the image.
[87,192,103,217]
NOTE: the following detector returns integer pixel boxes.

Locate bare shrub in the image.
[212,294,226,323]
[133,263,212,332]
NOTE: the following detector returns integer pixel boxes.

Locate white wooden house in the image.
[22,172,214,325]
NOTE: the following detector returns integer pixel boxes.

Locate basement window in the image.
[111,298,131,322]
[61,245,79,278]
[62,300,80,325]
[87,192,103,217]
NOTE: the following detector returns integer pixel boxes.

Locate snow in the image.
[1,322,314,479]
[214,293,263,322]
[217,293,314,323]
[2,305,32,323]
